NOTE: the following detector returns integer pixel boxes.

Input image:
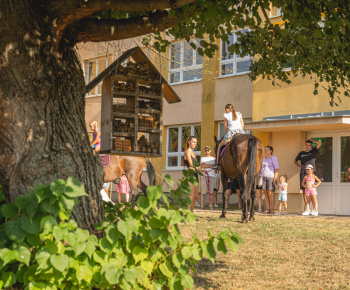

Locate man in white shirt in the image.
[200,146,216,209]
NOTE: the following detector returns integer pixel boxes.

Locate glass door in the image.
[307,134,336,214]
[338,135,350,215]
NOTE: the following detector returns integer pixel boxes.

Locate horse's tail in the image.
[246,137,258,189]
[146,158,156,186]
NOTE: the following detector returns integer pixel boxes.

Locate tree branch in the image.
[259,1,273,29]
[70,10,185,45]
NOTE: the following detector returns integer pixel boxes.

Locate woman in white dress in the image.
[213,104,245,169]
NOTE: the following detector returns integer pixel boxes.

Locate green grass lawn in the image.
[179,211,350,289]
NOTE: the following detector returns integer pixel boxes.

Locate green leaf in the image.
[1,271,16,288]
[0,248,19,266]
[75,228,90,243]
[159,263,173,278]
[141,260,153,275]
[84,241,96,259]
[50,254,69,272]
[64,177,88,197]
[15,195,30,211]
[181,274,194,289]
[106,225,120,244]
[117,220,133,238]
[35,250,51,270]
[149,217,165,229]
[164,174,174,186]
[50,179,66,197]
[181,246,192,259]
[99,237,113,255]
[40,215,57,233]
[73,242,86,257]
[41,199,60,216]
[76,265,93,283]
[225,237,239,253]
[172,253,184,268]
[103,264,120,284]
[132,246,148,264]
[59,194,76,212]
[146,185,162,202]
[17,246,31,266]
[201,240,216,264]
[1,203,19,219]
[19,213,41,234]
[26,195,38,219]
[31,183,50,203]
[4,221,26,243]
[26,233,42,247]
[93,250,108,266]
[136,196,152,214]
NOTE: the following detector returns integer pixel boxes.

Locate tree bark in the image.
[0,0,104,232]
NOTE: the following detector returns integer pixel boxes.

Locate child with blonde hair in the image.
[89,121,101,152]
[302,164,321,216]
[276,174,288,215]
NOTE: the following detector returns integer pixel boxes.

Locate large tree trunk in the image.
[0,0,104,232]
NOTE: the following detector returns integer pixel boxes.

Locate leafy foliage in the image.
[0,172,242,289]
[129,0,350,104]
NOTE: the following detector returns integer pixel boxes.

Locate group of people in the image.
[256,139,322,216]
[89,120,130,204]
[184,104,323,217]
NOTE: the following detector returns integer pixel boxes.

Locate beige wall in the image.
[163,82,202,126]
[253,74,350,121]
[214,75,253,121]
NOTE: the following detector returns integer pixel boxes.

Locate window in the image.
[218,122,251,140]
[220,30,252,77]
[166,125,201,169]
[269,4,282,18]
[169,41,203,84]
[84,61,93,84]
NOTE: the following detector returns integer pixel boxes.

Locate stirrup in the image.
[212,161,220,170]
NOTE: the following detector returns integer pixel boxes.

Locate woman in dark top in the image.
[184,135,203,212]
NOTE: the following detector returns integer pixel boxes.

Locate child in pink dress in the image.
[117,174,130,203]
[302,164,321,216]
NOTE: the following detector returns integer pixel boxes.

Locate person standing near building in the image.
[294,139,322,209]
[200,146,216,210]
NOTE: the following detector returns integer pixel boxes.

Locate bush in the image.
[0,171,243,289]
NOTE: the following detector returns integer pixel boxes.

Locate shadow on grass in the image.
[194,259,229,288]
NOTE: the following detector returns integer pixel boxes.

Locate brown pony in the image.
[214,134,264,223]
[103,156,156,206]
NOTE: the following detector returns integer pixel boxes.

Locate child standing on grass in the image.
[302,164,321,216]
[276,175,288,215]
[116,174,130,204]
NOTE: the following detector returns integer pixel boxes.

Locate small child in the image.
[89,120,101,153]
[116,174,130,203]
[302,164,321,216]
[276,174,288,215]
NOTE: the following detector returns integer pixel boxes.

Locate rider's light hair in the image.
[89,120,99,131]
[225,104,237,120]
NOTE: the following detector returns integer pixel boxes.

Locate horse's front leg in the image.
[130,190,140,208]
[220,178,228,218]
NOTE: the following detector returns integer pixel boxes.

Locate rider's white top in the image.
[224,111,243,131]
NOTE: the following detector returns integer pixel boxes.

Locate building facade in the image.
[78,14,350,214]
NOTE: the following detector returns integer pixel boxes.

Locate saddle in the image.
[100,154,110,168]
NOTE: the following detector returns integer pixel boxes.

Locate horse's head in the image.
[214,135,221,158]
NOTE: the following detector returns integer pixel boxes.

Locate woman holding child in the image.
[256,146,279,214]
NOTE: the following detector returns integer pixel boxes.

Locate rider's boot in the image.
[212,148,221,170]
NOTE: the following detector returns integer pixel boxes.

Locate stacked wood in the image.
[113,137,123,151]
[113,119,134,133]
[138,115,155,128]
[123,139,132,152]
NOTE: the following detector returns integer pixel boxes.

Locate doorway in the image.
[307,132,350,215]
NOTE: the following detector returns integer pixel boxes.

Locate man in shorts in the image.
[294,139,322,209]
[200,146,216,209]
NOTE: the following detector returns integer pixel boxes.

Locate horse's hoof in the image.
[220,214,226,219]
[249,216,255,222]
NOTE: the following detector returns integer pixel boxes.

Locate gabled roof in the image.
[85,46,181,104]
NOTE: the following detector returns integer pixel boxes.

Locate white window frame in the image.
[166,124,201,170]
[84,61,93,84]
[218,121,251,140]
[219,29,252,77]
[269,4,282,18]
[168,41,203,85]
